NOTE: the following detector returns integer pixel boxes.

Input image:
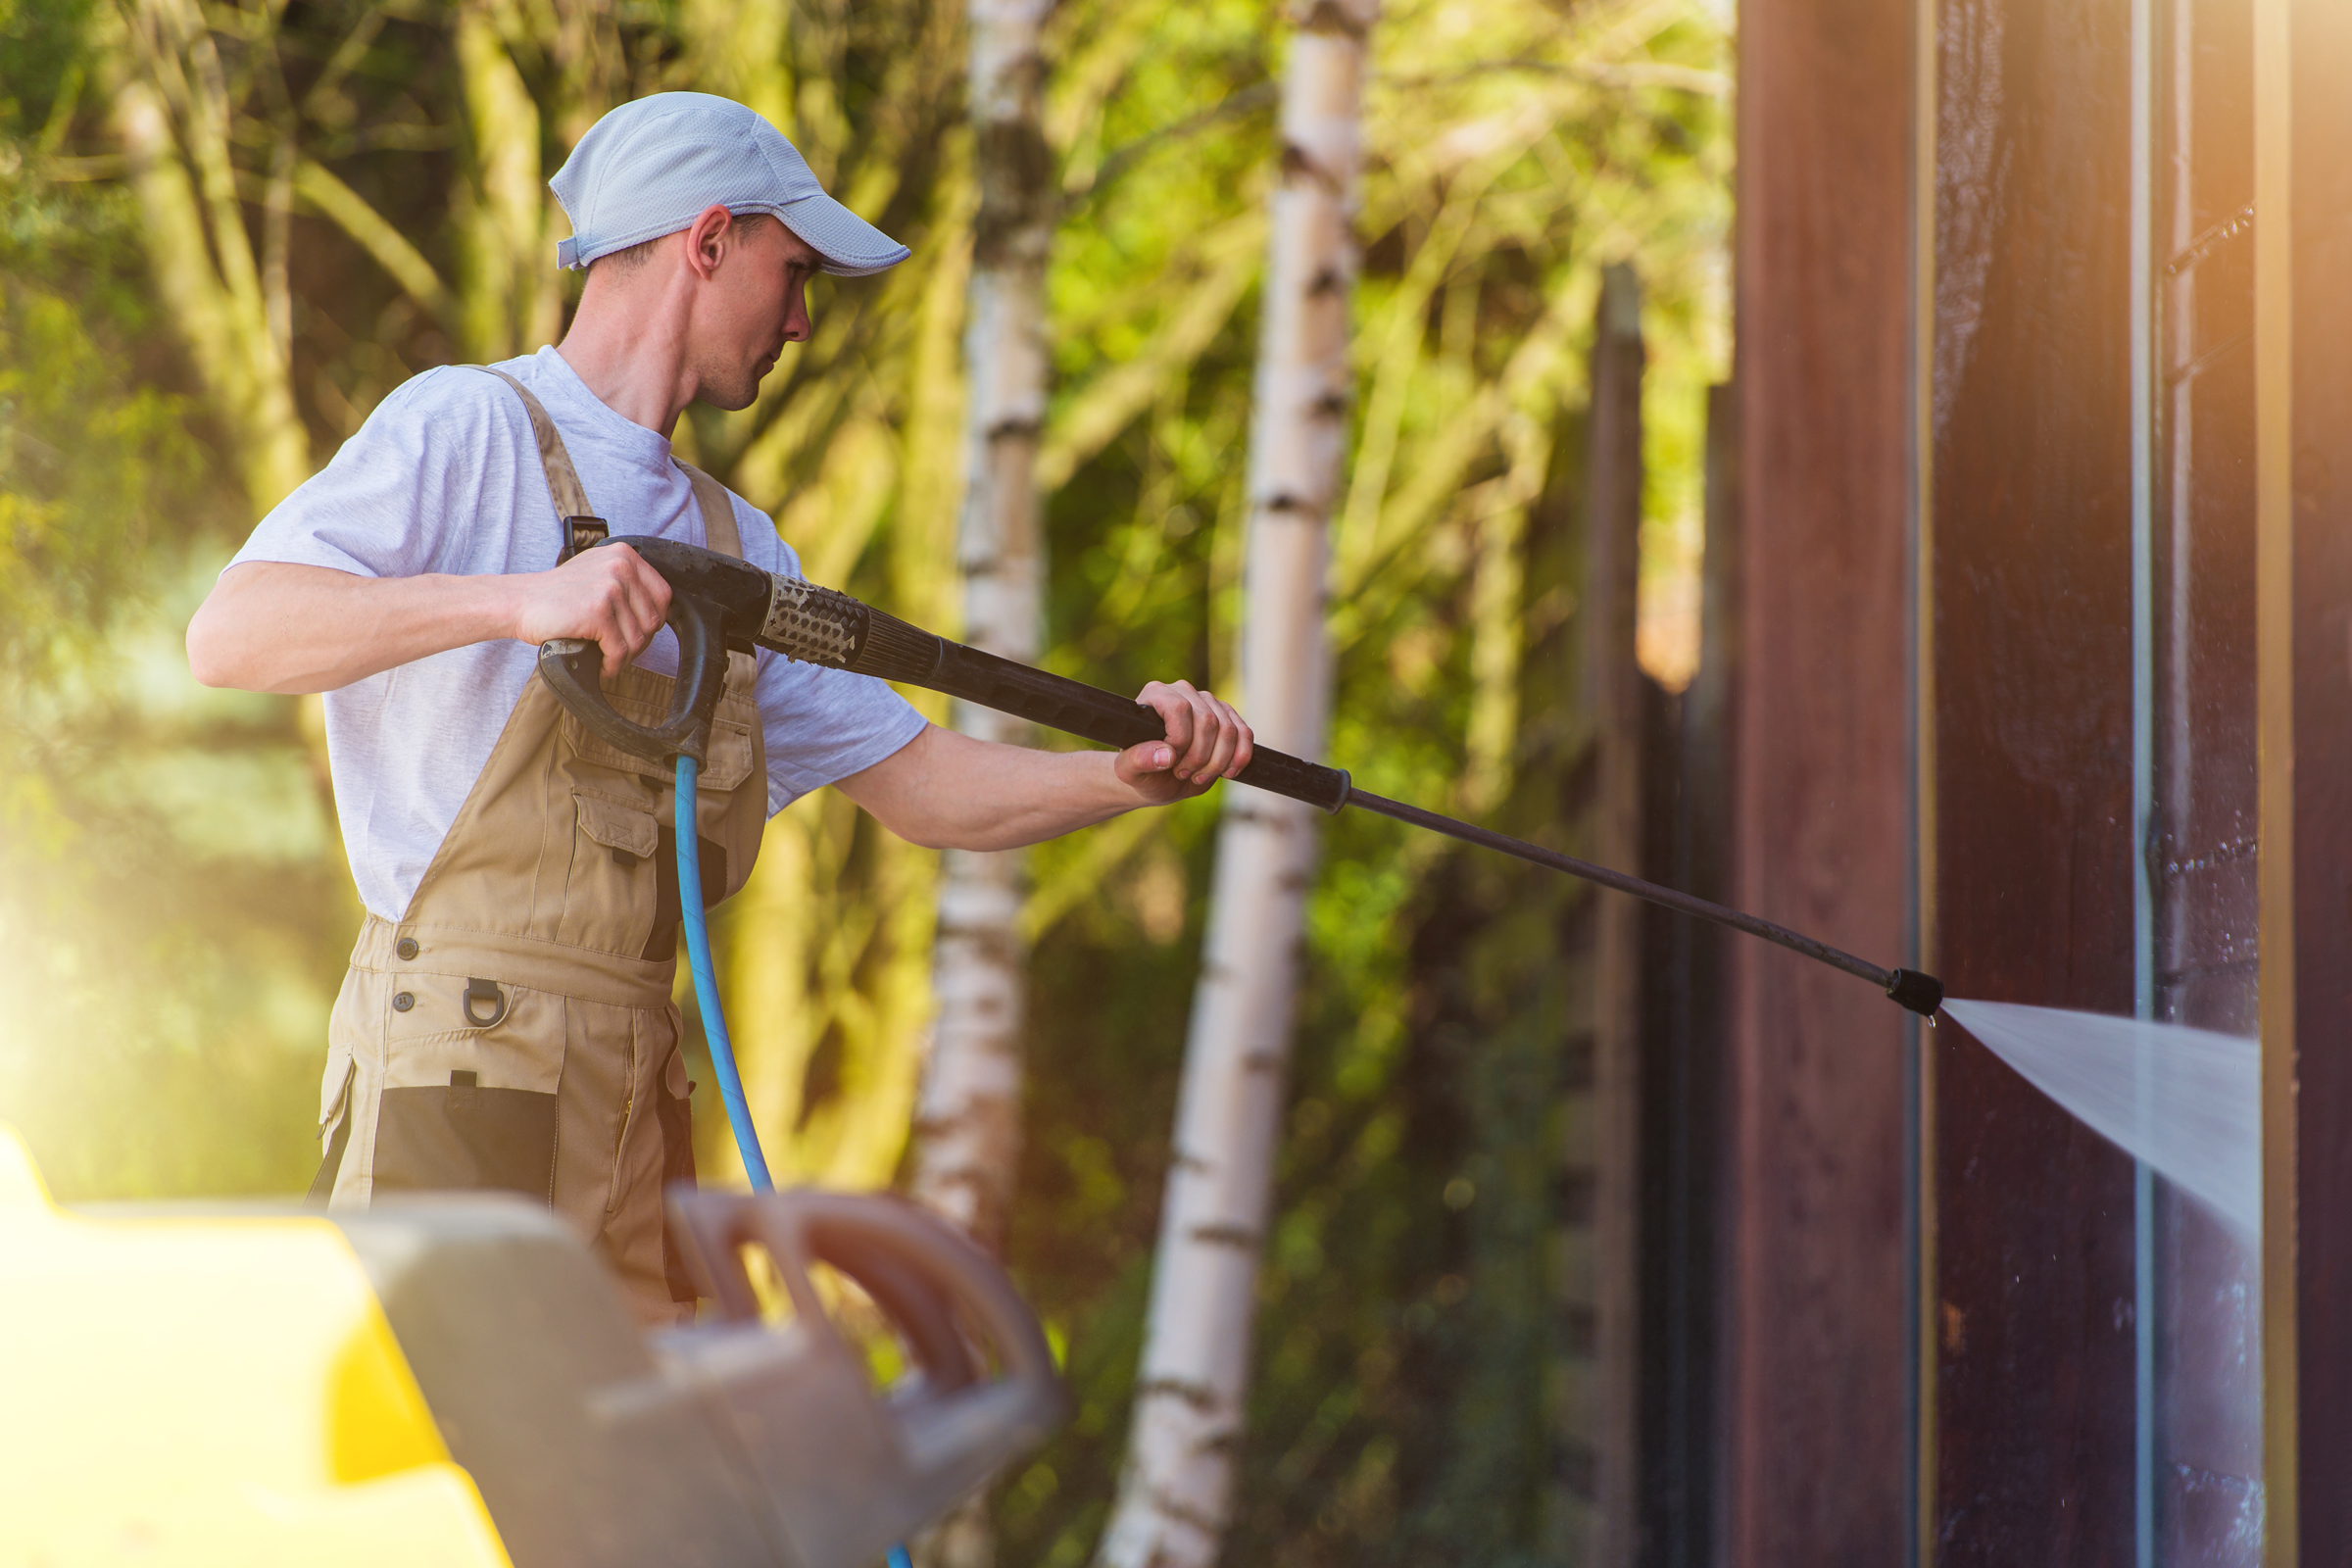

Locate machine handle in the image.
[669,1189,1064,1408]
[537,588,730,764]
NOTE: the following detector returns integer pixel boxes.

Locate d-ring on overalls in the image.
[310,368,768,1325]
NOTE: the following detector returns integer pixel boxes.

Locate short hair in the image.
[590,210,780,277]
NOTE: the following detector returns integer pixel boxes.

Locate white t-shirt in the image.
[230,346,928,921]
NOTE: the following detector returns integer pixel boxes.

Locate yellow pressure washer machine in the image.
[0,1126,1066,1567]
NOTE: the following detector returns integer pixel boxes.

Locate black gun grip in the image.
[539,587,730,765]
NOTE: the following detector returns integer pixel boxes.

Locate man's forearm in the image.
[837,724,1174,852]
[187,564,521,694]
[188,546,675,694]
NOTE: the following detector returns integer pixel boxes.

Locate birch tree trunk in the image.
[910,13,1052,1565]
[1096,5,1377,1564]
[911,0,1052,1253]
[907,0,1053,1248]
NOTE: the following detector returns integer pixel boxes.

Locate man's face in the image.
[691,215,822,411]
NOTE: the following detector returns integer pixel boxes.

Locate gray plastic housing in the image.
[331,1187,1068,1568]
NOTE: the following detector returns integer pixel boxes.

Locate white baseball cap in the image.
[550,92,910,277]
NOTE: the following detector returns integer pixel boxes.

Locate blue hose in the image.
[678,755,913,1568]
[676,753,773,1193]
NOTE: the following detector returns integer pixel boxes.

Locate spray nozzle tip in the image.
[1886,968,1945,1017]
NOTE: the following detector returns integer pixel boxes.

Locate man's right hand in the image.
[506,544,673,678]
[188,548,676,696]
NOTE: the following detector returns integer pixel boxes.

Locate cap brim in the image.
[774,192,909,277]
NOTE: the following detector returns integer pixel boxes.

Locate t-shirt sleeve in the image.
[741,500,929,813]
[227,368,540,580]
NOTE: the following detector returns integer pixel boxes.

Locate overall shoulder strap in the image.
[672,460,743,560]
[469,366,607,560]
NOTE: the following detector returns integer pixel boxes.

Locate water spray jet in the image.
[1941,1000,2259,1240]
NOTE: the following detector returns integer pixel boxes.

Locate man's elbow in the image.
[184,604,244,689]
[185,589,279,690]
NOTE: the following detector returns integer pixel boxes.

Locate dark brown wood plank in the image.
[1725,0,1917,1559]
[2289,0,2352,1553]
[1927,0,2139,1561]
[1588,261,1647,1568]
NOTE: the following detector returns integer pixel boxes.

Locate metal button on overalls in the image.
[309,368,771,1325]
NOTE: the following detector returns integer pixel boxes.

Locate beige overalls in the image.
[311,368,767,1325]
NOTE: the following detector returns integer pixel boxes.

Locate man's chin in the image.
[699,375,761,413]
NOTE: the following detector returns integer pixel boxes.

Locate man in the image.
[186,93,1251,1323]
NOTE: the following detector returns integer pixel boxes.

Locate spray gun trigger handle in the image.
[538,582,729,765]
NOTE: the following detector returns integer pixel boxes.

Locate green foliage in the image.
[0,0,1728,1560]
[0,0,345,1198]
[0,284,185,683]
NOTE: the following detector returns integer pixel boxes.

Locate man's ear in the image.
[683,204,736,282]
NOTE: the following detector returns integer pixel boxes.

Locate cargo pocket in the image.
[373,977,562,1201]
[656,1043,699,1301]
[560,791,659,956]
[373,1067,560,1204]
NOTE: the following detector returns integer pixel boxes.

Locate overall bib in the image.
[311,368,767,1325]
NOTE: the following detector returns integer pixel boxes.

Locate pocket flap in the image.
[700,717,756,792]
[576,794,659,858]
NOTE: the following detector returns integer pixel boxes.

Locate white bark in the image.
[912,23,1053,1564]
[911,0,1053,1250]
[1096,6,1377,1566]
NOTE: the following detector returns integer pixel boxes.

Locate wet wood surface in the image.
[1928,0,2140,1561]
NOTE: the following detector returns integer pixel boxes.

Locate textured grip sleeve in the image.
[760,576,870,666]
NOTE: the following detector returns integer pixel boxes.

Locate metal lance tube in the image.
[739,564,1945,1019]
[542,539,1943,1019]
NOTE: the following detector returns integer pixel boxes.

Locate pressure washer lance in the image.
[540,535,1945,1020]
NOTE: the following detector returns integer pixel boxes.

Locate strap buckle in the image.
[559,515,610,564]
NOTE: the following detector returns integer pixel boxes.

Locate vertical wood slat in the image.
[1635,378,1740,1568]
[2252,3,2297,1564]
[1586,262,1645,1568]
[1540,437,1603,1561]
[1627,387,1731,1568]
[1929,1,2143,1559]
[1729,0,1917,1558]
[1912,1,1940,1559]
[1930,0,2142,1556]
[2288,4,2352,1559]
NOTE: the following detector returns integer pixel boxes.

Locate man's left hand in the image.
[1117,680,1254,803]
